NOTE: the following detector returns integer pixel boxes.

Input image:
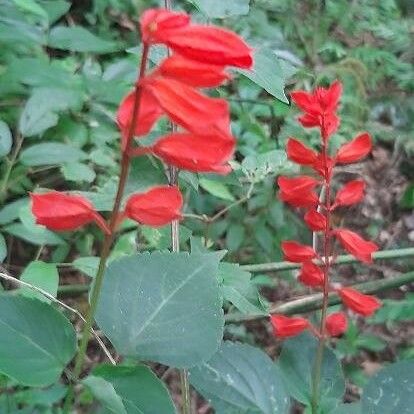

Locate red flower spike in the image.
[270,314,309,338]
[298,261,324,287]
[336,133,372,164]
[157,55,231,88]
[333,180,365,208]
[334,228,379,263]
[286,138,318,165]
[278,175,320,208]
[30,192,109,234]
[152,132,234,174]
[313,153,335,180]
[304,210,326,231]
[117,89,162,151]
[124,186,183,227]
[142,76,230,136]
[140,8,190,44]
[325,312,348,336]
[338,287,381,316]
[281,241,317,263]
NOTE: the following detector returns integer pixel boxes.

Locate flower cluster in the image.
[271,81,381,339]
[30,8,252,235]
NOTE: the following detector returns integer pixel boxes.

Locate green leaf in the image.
[0,234,6,263]
[362,361,414,413]
[95,252,224,368]
[86,364,176,414]
[188,0,249,18]
[0,198,28,225]
[14,383,67,407]
[72,256,100,278]
[199,178,235,201]
[13,0,49,23]
[61,162,96,183]
[4,223,65,246]
[241,149,289,177]
[0,295,76,386]
[277,333,345,409]
[190,341,290,413]
[48,26,118,53]
[19,260,59,303]
[20,143,87,166]
[371,295,414,324]
[331,403,361,414]
[0,120,12,157]
[226,223,245,251]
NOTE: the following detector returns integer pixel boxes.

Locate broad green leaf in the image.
[188,0,249,18]
[0,234,6,263]
[72,256,100,278]
[0,295,76,386]
[226,223,245,251]
[14,383,67,407]
[61,162,96,183]
[277,333,345,410]
[86,364,176,414]
[370,295,414,323]
[199,178,235,201]
[362,361,414,413]
[241,149,290,177]
[190,341,290,413]
[0,197,28,225]
[95,252,224,368]
[48,26,118,53]
[19,260,59,303]
[13,0,48,23]
[4,223,65,246]
[331,403,361,414]
[0,120,12,157]
[20,143,87,166]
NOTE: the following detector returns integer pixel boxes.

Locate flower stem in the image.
[62,44,149,413]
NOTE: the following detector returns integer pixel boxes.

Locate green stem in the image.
[62,43,150,413]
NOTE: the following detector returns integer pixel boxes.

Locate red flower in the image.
[270,314,309,338]
[152,132,234,174]
[312,153,335,180]
[286,138,318,165]
[304,210,326,231]
[325,312,348,336]
[140,9,253,68]
[336,133,372,164]
[277,176,319,208]
[334,228,378,263]
[157,54,230,88]
[30,192,109,234]
[298,261,324,287]
[281,241,317,263]
[338,287,381,316]
[117,89,162,151]
[333,180,365,208]
[142,76,230,136]
[123,186,183,227]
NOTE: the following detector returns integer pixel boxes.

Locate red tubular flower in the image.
[313,153,335,180]
[333,180,365,208]
[270,314,309,338]
[286,138,318,165]
[281,241,317,263]
[30,192,109,234]
[336,133,372,164]
[325,312,348,336]
[334,228,378,263]
[117,89,163,151]
[298,261,324,287]
[123,186,183,227]
[277,176,320,208]
[338,287,381,316]
[157,55,230,88]
[142,76,230,136]
[152,132,234,174]
[304,210,326,231]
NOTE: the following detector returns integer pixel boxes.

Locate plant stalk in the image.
[62,44,149,413]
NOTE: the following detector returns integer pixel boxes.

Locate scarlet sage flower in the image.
[123,186,183,227]
[338,287,381,316]
[157,55,230,88]
[281,241,317,263]
[335,228,378,263]
[325,312,348,336]
[333,180,365,208]
[270,314,309,338]
[298,261,324,287]
[286,138,318,165]
[277,176,320,207]
[31,192,109,234]
[304,210,326,231]
[152,133,235,174]
[313,153,335,180]
[336,133,372,164]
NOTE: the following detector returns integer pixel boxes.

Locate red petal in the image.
[304,210,326,231]
[124,186,183,227]
[322,80,342,113]
[321,112,340,139]
[298,113,320,128]
[281,241,317,263]
[334,228,378,263]
[312,153,335,180]
[277,175,319,193]
[336,133,372,164]
[290,90,320,114]
[325,312,347,336]
[286,138,318,165]
[334,180,365,207]
[270,314,309,338]
[298,262,324,287]
[338,287,381,316]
